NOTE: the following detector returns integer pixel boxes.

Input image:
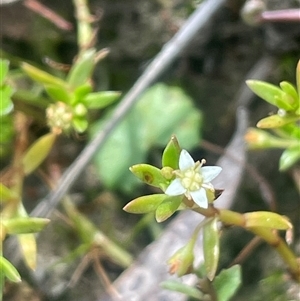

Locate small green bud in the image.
[73,103,88,117]
[244,128,289,149]
[168,240,195,277]
[161,166,174,180]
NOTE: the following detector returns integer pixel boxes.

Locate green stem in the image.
[73,0,93,51]
[250,226,300,281]
[63,198,133,268]
[192,207,300,281]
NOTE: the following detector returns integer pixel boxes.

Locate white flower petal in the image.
[179,149,195,170]
[190,188,208,208]
[201,166,222,183]
[165,178,186,196]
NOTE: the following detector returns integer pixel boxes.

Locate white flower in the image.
[165,149,222,208]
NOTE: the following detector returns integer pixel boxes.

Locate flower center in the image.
[178,160,205,192]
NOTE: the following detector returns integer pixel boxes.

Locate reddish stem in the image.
[261,9,300,23]
[24,0,73,31]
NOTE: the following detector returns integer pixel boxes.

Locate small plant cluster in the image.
[124,129,300,299]
[0,1,122,299]
[1,0,299,299]
[245,60,300,170]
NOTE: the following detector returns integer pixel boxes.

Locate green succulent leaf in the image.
[0,183,17,203]
[2,217,50,234]
[123,194,168,214]
[73,83,93,104]
[162,135,181,169]
[244,211,292,229]
[246,80,294,111]
[279,81,299,109]
[72,117,88,133]
[203,217,220,281]
[83,91,121,109]
[130,164,168,189]
[257,114,299,128]
[22,62,66,87]
[297,60,300,101]
[0,256,21,283]
[160,281,202,299]
[279,146,300,171]
[17,233,37,270]
[155,195,182,222]
[213,265,242,301]
[0,84,14,116]
[0,59,9,85]
[45,84,71,103]
[22,133,56,175]
[67,48,96,87]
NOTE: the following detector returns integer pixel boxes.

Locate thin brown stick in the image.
[68,252,91,288]
[229,236,262,267]
[92,250,122,301]
[24,0,73,31]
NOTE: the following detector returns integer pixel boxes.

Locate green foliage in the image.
[2,217,50,234]
[90,83,202,191]
[161,280,203,299]
[250,271,291,301]
[0,256,21,283]
[22,49,120,134]
[203,217,220,281]
[0,59,14,116]
[245,60,300,170]
[213,265,242,301]
[155,195,182,222]
[244,211,292,230]
[22,133,57,175]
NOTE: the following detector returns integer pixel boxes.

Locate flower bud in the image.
[46,102,73,134]
[168,240,194,277]
[73,103,88,117]
[244,128,288,149]
[161,166,174,180]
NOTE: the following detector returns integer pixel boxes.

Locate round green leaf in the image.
[213,265,241,301]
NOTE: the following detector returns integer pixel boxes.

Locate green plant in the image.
[124,137,299,298]
[245,60,300,171]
